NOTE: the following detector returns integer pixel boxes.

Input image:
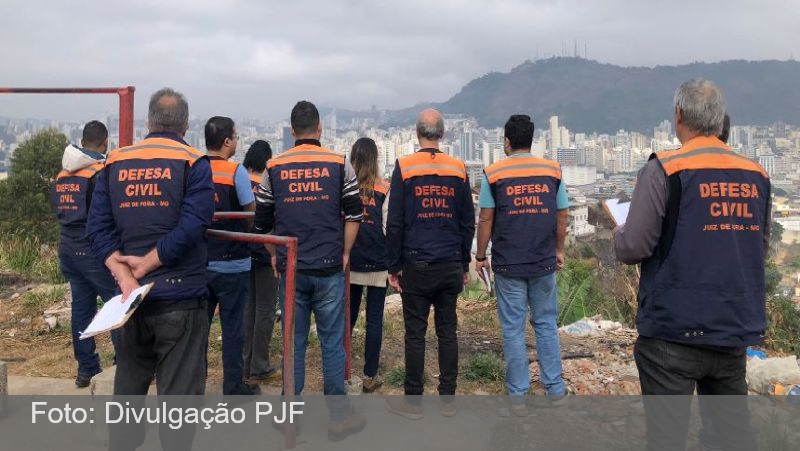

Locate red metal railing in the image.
[0,87,135,147]
[206,221,300,450]
[210,211,355,450]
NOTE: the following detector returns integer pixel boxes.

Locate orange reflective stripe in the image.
[106,138,204,165]
[267,145,345,169]
[658,146,768,178]
[248,172,262,184]
[373,181,389,195]
[210,160,238,186]
[56,162,104,180]
[398,152,466,180]
[485,156,561,184]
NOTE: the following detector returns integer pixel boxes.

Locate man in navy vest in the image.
[88,88,214,451]
[385,109,475,419]
[254,101,365,441]
[204,116,260,396]
[615,80,768,451]
[474,115,569,415]
[51,120,118,388]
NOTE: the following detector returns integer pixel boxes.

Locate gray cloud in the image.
[1,0,798,122]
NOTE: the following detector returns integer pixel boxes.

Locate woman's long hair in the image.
[350,137,380,197]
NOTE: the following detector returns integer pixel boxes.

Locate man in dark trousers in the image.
[615,80,769,451]
[87,88,215,451]
[51,120,117,388]
[254,100,364,441]
[385,108,475,419]
[204,116,260,396]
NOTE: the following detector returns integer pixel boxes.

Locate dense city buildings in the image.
[3,114,800,241]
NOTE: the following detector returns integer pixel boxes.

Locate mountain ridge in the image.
[339,58,800,133]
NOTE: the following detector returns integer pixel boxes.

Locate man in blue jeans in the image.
[475,115,569,415]
[51,120,118,388]
[254,101,364,441]
[204,116,261,396]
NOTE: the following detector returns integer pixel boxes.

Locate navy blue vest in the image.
[104,137,209,301]
[397,151,468,264]
[51,163,104,257]
[266,144,346,271]
[248,172,272,267]
[350,181,389,272]
[208,157,249,262]
[486,155,561,277]
[637,137,770,347]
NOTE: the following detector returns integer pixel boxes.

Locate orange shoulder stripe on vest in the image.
[267,153,345,168]
[57,162,104,180]
[661,154,769,178]
[106,138,204,165]
[373,181,389,195]
[486,167,561,184]
[248,172,263,184]
[210,160,238,186]
[398,152,466,180]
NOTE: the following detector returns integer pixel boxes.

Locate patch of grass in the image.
[0,233,40,273]
[462,281,493,301]
[386,367,405,387]
[463,351,505,383]
[0,234,64,283]
[461,308,499,331]
[756,410,793,451]
[21,285,66,314]
[765,295,800,356]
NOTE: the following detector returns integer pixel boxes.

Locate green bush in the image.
[765,295,800,356]
[0,129,67,242]
[463,352,505,383]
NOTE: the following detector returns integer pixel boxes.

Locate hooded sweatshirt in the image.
[51,144,105,257]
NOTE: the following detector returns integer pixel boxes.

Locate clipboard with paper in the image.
[79,283,154,340]
[602,198,631,226]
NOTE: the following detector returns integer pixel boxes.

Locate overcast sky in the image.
[1,0,798,123]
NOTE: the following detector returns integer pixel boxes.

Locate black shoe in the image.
[75,370,101,388]
[226,382,262,396]
[248,366,278,382]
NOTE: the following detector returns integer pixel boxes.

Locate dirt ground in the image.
[0,272,640,395]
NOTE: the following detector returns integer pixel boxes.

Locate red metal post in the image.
[118,87,135,147]
[283,239,298,450]
[344,265,352,381]
[0,87,135,149]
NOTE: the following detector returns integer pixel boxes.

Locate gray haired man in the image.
[88,88,215,451]
[385,109,475,419]
[614,79,768,451]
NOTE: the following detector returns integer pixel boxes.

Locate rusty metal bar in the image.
[344,265,352,381]
[0,86,135,149]
[205,228,298,450]
[118,87,135,148]
[213,211,255,221]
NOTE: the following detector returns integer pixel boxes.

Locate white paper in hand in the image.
[79,283,153,340]
[603,198,631,226]
[479,267,492,293]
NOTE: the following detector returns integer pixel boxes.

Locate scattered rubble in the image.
[559,316,624,337]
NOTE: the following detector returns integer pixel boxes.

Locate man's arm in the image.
[87,166,123,265]
[254,166,276,235]
[763,183,772,259]
[234,164,256,230]
[613,159,669,265]
[556,209,568,270]
[341,160,363,269]
[86,168,139,297]
[386,164,404,275]
[157,157,215,265]
[458,174,476,274]
[475,173,495,261]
